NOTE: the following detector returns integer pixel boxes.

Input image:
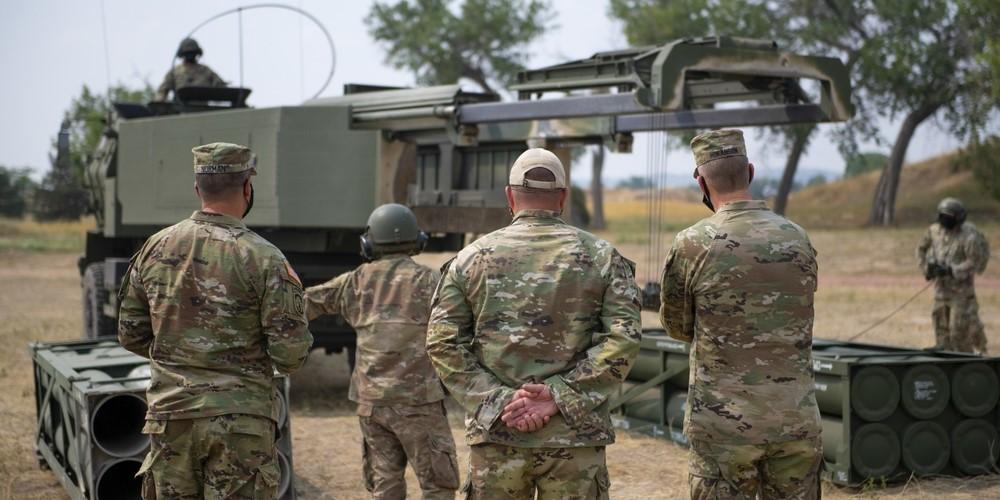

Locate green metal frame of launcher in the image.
[30,339,297,500]
[612,331,1000,486]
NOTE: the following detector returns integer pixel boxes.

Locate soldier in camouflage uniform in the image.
[917,197,991,354]
[118,142,313,499]
[156,38,227,101]
[304,203,459,499]
[659,130,822,499]
[426,148,641,499]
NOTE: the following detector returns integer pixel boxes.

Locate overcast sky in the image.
[0,0,973,186]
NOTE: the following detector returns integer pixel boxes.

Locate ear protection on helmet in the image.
[359,230,428,261]
[415,231,429,253]
[360,234,375,261]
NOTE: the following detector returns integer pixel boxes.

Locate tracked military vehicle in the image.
[78,36,852,361]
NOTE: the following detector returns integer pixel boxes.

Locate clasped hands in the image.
[499,383,559,433]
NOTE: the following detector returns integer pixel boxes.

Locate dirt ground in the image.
[1,224,998,499]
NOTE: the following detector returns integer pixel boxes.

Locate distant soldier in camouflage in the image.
[917,197,991,354]
[427,148,641,499]
[659,129,822,499]
[304,203,459,499]
[118,142,313,499]
[156,38,227,101]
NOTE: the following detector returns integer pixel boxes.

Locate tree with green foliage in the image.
[958,136,1000,202]
[609,0,817,216]
[366,0,552,94]
[0,166,35,218]
[33,84,153,220]
[805,174,828,187]
[844,152,888,178]
[785,0,998,225]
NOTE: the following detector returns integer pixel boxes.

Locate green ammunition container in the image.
[31,339,299,500]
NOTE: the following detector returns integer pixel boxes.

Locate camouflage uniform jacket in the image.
[917,222,990,299]
[659,200,821,446]
[427,209,642,448]
[304,255,446,406]
[118,211,313,422]
[156,62,226,100]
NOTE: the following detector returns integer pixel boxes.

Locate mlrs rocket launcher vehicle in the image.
[79,36,852,358]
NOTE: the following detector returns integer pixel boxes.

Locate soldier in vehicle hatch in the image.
[918,197,991,354]
[427,148,641,499]
[118,142,313,499]
[304,203,459,499]
[659,129,823,499]
[155,37,227,101]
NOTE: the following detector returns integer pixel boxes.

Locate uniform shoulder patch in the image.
[284,260,302,287]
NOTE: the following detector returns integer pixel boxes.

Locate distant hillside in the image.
[784,151,1000,228]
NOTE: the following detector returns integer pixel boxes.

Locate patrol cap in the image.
[690,129,747,172]
[508,148,566,190]
[191,142,257,174]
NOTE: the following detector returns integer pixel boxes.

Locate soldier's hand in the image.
[501,384,558,433]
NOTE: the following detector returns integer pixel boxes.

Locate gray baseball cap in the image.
[508,148,566,190]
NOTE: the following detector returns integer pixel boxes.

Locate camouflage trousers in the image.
[464,444,609,500]
[358,401,459,499]
[933,292,987,354]
[689,437,822,500]
[138,414,279,500]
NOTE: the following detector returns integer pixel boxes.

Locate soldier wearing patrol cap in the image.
[118,142,313,499]
[156,37,227,101]
[304,203,459,499]
[917,197,991,353]
[659,129,823,499]
[427,148,641,499]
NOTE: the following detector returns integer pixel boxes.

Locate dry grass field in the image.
[1,162,999,499]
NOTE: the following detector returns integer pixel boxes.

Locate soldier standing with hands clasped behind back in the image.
[304,203,460,499]
[917,197,991,354]
[118,142,313,499]
[426,148,641,499]
[156,38,227,101]
[659,130,822,499]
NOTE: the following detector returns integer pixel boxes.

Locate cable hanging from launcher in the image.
[642,112,669,310]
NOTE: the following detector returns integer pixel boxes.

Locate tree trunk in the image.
[773,126,813,215]
[868,102,941,226]
[590,145,606,230]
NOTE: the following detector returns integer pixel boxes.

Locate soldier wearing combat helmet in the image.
[427,148,641,498]
[304,203,459,499]
[155,37,227,101]
[659,129,822,499]
[118,142,313,499]
[917,197,991,353]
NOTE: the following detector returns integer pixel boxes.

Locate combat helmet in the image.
[937,197,967,229]
[360,203,428,260]
[176,38,203,57]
